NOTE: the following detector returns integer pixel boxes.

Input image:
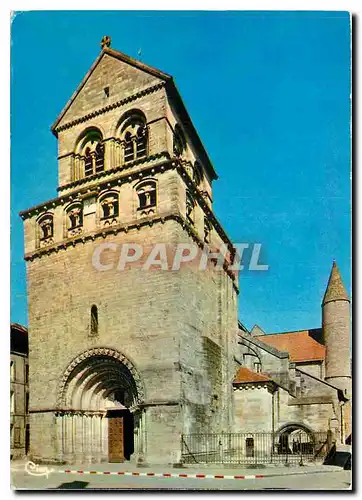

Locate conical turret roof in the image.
[322,261,350,305]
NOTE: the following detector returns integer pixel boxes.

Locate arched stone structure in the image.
[275,422,316,456]
[54,348,146,464]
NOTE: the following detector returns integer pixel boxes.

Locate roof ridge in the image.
[264,329,319,336]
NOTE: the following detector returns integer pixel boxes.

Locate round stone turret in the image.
[322,261,351,396]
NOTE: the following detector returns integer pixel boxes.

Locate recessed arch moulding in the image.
[50,347,146,464]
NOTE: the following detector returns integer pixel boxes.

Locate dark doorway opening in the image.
[107,409,134,463]
[25,424,30,455]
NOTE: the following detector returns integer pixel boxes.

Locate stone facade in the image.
[18,39,351,465]
[20,40,238,465]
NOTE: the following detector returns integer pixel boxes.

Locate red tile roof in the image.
[255,330,325,363]
[233,367,272,384]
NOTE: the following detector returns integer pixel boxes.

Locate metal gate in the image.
[181,431,329,465]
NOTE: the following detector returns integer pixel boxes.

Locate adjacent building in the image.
[11,323,29,459]
[234,260,351,448]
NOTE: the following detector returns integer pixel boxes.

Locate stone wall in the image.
[11,352,28,459]
[234,385,274,433]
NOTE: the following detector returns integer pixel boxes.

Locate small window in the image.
[136,181,157,210]
[204,217,212,243]
[246,437,254,457]
[67,204,83,230]
[25,365,29,384]
[186,191,195,224]
[10,360,14,381]
[254,362,262,373]
[90,305,98,337]
[25,393,29,414]
[100,195,119,220]
[10,391,15,413]
[173,124,186,157]
[194,161,204,186]
[38,214,53,240]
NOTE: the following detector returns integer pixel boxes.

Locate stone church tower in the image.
[20,37,238,465]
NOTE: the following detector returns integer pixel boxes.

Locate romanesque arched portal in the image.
[55,348,146,464]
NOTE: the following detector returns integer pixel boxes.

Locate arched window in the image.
[66,202,83,234]
[136,180,157,210]
[119,111,148,163]
[99,192,119,221]
[38,213,54,242]
[77,128,104,177]
[186,190,195,224]
[173,124,186,157]
[90,305,98,337]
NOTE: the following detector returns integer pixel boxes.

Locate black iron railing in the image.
[181,431,329,465]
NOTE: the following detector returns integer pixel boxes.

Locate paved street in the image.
[11,462,351,490]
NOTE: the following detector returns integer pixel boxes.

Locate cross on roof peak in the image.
[101,36,111,50]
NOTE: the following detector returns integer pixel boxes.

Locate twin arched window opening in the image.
[121,112,148,163]
[75,112,149,181]
[84,143,104,177]
[78,129,105,178]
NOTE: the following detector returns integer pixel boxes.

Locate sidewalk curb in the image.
[60,470,265,480]
[55,467,343,481]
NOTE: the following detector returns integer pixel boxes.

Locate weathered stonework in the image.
[20,40,350,466]
[22,42,238,465]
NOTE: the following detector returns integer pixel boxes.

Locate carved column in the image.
[55,414,63,462]
[102,416,108,462]
[71,413,76,462]
[103,139,113,171]
[114,139,122,167]
[74,155,80,181]
[75,414,83,462]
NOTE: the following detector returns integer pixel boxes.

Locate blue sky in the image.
[10,10,351,332]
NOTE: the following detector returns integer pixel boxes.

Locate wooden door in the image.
[108,415,124,463]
